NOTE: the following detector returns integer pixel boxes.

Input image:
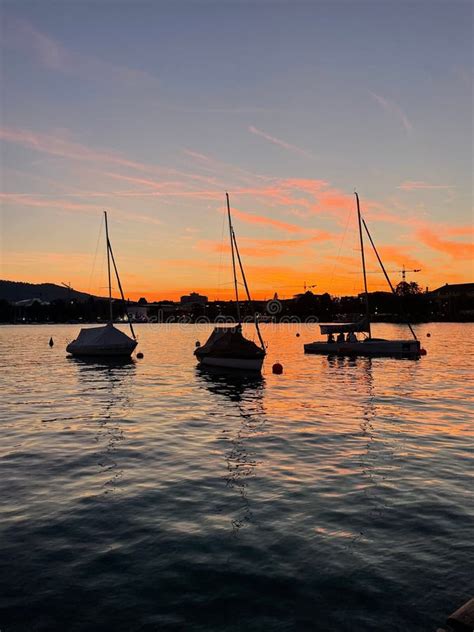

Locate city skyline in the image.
[1,1,472,300]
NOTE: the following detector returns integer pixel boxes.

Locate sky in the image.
[0,0,472,301]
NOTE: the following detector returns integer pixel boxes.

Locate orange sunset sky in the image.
[0,3,472,301]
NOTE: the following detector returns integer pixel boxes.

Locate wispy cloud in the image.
[0,193,162,226]
[0,127,217,186]
[248,126,315,159]
[398,180,454,191]
[375,245,424,270]
[416,228,473,260]
[229,207,309,234]
[369,91,413,134]
[2,16,158,87]
[197,233,332,258]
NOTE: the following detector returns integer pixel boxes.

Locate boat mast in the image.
[104,210,113,324]
[104,212,136,340]
[355,192,371,339]
[226,192,241,325]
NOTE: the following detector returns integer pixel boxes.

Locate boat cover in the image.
[195,326,265,359]
[319,318,369,334]
[68,323,135,350]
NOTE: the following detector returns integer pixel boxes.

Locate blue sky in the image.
[1,0,472,299]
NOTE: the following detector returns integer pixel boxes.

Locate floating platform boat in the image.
[304,320,421,358]
[304,193,423,360]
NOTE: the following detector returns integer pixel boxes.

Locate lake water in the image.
[0,323,472,631]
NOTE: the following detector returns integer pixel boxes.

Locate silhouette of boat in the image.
[66,212,137,358]
[304,193,421,358]
[195,193,266,371]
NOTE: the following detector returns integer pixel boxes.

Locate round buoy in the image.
[420,348,427,356]
[195,340,201,348]
[296,332,300,337]
[137,352,144,359]
[49,337,54,347]
[426,333,431,337]
[272,362,283,375]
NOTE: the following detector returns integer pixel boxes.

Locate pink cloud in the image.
[229,207,309,234]
[197,232,332,258]
[417,228,474,260]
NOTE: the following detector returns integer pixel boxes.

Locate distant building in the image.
[429,283,474,319]
[429,283,474,298]
[180,292,208,306]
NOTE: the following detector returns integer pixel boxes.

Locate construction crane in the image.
[355,266,421,282]
[278,282,317,292]
[392,266,421,282]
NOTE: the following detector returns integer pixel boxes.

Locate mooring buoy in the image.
[49,337,54,347]
[272,362,283,374]
[137,352,144,359]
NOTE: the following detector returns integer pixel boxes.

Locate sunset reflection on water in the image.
[0,322,472,631]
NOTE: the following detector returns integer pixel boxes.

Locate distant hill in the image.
[0,280,97,303]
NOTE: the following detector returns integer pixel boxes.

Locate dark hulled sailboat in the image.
[194,194,266,371]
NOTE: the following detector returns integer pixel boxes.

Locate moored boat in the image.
[194,193,266,372]
[304,192,422,359]
[66,212,137,358]
[195,325,265,371]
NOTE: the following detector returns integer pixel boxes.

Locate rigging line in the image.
[328,202,353,288]
[87,215,104,296]
[216,200,227,301]
[104,211,113,323]
[104,210,135,339]
[362,218,418,341]
[226,192,241,323]
[107,236,136,340]
[231,227,266,351]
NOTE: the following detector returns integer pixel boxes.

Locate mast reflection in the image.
[327,355,396,547]
[197,366,266,535]
[70,356,136,494]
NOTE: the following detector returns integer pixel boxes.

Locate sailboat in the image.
[194,193,266,371]
[66,212,138,358]
[304,192,422,358]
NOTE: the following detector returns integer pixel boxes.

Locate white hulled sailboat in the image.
[66,212,137,358]
[304,192,422,358]
[194,193,266,371]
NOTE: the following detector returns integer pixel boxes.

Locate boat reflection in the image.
[70,356,136,494]
[196,364,265,400]
[197,366,266,535]
[328,355,396,548]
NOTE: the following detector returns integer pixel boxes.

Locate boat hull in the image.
[304,338,420,358]
[196,355,264,371]
[66,341,137,358]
